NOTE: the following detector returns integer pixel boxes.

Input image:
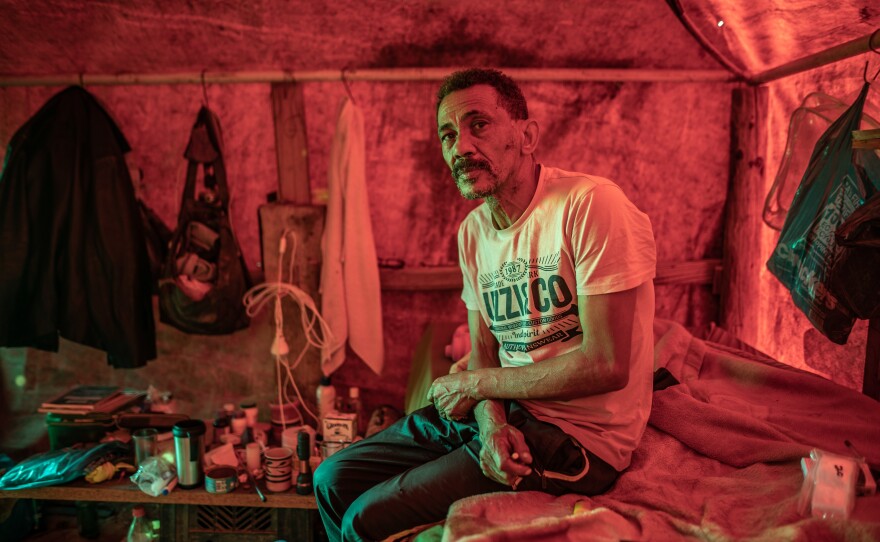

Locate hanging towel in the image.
[320,97,384,376]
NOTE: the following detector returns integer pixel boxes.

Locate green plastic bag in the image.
[0,442,127,490]
[767,83,880,344]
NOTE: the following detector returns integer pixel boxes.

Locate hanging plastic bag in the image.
[158,107,251,334]
[763,93,880,230]
[766,83,880,344]
[829,191,880,319]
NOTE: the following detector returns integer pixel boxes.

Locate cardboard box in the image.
[322,412,357,442]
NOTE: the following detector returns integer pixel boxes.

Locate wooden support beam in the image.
[720,86,769,346]
[749,29,880,84]
[379,259,722,291]
[866,318,880,401]
[271,83,311,204]
[0,68,737,87]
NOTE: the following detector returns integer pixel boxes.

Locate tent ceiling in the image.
[0,1,875,79]
[675,0,878,77]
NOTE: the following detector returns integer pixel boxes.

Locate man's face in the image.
[437,85,522,200]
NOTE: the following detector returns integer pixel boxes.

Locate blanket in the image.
[442,319,880,541]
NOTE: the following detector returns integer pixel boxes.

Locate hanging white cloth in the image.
[320,97,384,376]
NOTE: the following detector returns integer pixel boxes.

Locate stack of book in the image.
[38,385,146,415]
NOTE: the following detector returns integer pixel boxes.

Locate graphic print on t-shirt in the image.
[477,251,582,354]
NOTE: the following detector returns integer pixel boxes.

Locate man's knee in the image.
[341,491,387,542]
[313,454,340,496]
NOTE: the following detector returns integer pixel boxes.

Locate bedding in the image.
[439,319,880,541]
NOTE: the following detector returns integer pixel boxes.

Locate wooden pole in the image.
[720,85,769,345]
[0,68,737,88]
[866,318,880,401]
[749,29,880,84]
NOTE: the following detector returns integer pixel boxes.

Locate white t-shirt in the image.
[458,165,656,470]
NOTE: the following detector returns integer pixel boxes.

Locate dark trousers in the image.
[313,402,620,542]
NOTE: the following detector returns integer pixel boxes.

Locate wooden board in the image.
[0,478,317,509]
[379,259,723,291]
[866,318,880,400]
[258,203,325,417]
[272,82,311,204]
[852,129,880,149]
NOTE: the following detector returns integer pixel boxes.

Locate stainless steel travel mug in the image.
[173,419,206,489]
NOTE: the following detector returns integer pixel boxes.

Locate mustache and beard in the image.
[452,158,498,200]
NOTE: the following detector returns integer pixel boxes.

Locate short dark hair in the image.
[436,68,528,120]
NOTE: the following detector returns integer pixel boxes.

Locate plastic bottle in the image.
[348,386,364,437]
[126,505,155,542]
[240,400,258,427]
[230,410,247,436]
[316,376,337,434]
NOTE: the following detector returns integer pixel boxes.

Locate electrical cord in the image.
[242,228,334,430]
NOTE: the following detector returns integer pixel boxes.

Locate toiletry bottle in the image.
[316,375,337,435]
[348,386,364,437]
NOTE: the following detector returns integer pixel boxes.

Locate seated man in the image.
[314,68,657,542]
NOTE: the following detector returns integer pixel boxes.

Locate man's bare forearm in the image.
[468,346,627,403]
[466,310,509,430]
[473,398,506,436]
[467,287,639,403]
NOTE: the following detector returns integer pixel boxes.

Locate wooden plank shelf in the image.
[0,477,317,509]
[380,258,723,291]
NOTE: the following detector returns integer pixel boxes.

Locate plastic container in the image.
[212,416,230,445]
[45,412,115,450]
[230,410,247,436]
[348,387,364,437]
[316,376,336,434]
[241,400,258,427]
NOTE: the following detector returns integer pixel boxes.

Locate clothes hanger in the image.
[201,69,210,109]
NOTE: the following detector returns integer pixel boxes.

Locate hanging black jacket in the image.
[0,86,156,367]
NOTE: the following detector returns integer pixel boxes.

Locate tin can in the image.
[205,466,239,494]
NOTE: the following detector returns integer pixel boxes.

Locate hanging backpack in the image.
[158,106,251,334]
[829,191,880,320]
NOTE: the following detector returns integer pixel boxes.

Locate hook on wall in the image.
[341,66,357,106]
[869,28,880,55]
[78,72,84,87]
[201,69,210,108]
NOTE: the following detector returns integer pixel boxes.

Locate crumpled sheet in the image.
[442,319,880,542]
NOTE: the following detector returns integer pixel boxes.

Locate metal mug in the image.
[132,428,158,468]
[173,419,206,489]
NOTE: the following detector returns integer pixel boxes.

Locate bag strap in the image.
[178,107,231,224]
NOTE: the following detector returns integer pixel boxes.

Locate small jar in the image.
[212,417,230,444]
[240,401,258,428]
[230,410,247,436]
